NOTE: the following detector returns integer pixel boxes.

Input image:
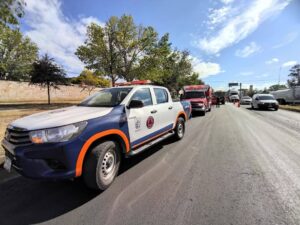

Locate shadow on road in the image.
[0,137,174,225]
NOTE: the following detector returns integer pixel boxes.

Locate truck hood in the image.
[10,106,114,130]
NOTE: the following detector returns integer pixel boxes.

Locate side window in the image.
[154,88,169,104]
[131,88,153,106]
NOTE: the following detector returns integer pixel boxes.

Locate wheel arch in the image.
[75,129,130,177]
[173,111,187,129]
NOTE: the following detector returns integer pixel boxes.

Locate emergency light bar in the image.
[115,80,152,86]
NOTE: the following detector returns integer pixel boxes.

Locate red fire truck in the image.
[182,85,212,116]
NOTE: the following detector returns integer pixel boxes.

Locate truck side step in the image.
[127,131,174,157]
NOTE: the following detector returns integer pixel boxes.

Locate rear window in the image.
[154,88,169,104]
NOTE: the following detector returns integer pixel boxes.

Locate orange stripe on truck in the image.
[173,111,187,128]
[75,129,130,177]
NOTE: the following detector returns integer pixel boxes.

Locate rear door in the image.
[153,88,175,131]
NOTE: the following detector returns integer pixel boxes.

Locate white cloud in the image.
[240,71,253,76]
[24,0,104,76]
[220,0,235,4]
[282,60,297,68]
[273,31,299,49]
[256,73,270,78]
[235,42,261,58]
[265,58,279,64]
[207,6,232,30]
[197,0,291,55]
[191,57,224,78]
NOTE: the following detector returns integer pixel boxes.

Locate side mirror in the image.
[255,98,259,100]
[127,100,144,109]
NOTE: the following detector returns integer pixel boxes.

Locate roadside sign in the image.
[228,83,239,87]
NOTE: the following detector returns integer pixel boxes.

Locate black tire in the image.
[83,141,121,190]
[274,107,278,111]
[251,104,254,110]
[174,117,185,140]
[200,110,206,116]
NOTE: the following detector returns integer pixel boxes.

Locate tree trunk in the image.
[47,82,51,105]
[111,77,115,87]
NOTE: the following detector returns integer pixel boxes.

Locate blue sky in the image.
[21,0,300,90]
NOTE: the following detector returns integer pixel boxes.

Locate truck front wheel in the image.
[174,117,185,140]
[83,141,121,190]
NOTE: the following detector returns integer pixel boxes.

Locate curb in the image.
[279,106,300,113]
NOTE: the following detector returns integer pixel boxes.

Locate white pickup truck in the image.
[2,85,191,190]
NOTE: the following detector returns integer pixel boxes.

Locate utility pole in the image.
[278,66,282,85]
[239,82,242,98]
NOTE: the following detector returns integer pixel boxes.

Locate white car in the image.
[251,94,279,111]
[241,96,252,105]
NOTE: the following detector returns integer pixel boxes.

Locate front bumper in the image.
[241,101,252,105]
[1,138,79,180]
[192,107,206,112]
[258,103,278,109]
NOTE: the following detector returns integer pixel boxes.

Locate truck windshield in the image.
[258,96,275,100]
[78,88,132,107]
[184,91,205,99]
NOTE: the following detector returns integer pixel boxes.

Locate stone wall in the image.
[0,81,101,103]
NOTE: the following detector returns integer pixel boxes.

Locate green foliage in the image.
[30,54,67,104]
[268,84,287,91]
[137,34,203,92]
[0,25,38,81]
[76,20,120,86]
[0,0,25,27]
[76,15,157,85]
[288,64,300,87]
[115,15,157,81]
[72,69,110,94]
[76,14,204,89]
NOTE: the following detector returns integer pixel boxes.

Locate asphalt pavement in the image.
[1,103,300,225]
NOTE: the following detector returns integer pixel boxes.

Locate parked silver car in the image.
[241,96,252,105]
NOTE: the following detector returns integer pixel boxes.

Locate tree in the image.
[137,34,199,92]
[288,64,300,87]
[76,15,157,86]
[115,15,157,81]
[72,69,110,95]
[268,84,287,91]
[0,0,25,27]
[0,25,38,81]
[30,54,67,105]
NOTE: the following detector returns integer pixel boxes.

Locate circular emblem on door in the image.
[146,116,154,129]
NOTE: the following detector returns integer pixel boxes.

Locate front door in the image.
[127,88,158,148]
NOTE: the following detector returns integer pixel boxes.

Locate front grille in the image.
[191,103,203,108]
[5,127,31,145]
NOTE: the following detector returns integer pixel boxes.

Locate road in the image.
[1,104,300,225]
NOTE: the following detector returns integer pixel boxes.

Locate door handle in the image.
[168,106,173,110]
[151,110,157,114]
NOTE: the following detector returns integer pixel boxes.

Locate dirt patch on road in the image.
[0,103,77,165]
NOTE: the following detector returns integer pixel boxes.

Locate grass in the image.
[279,105,300,113]
[0,103,78,165]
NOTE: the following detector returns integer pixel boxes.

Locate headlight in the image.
[30,121,87,144]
